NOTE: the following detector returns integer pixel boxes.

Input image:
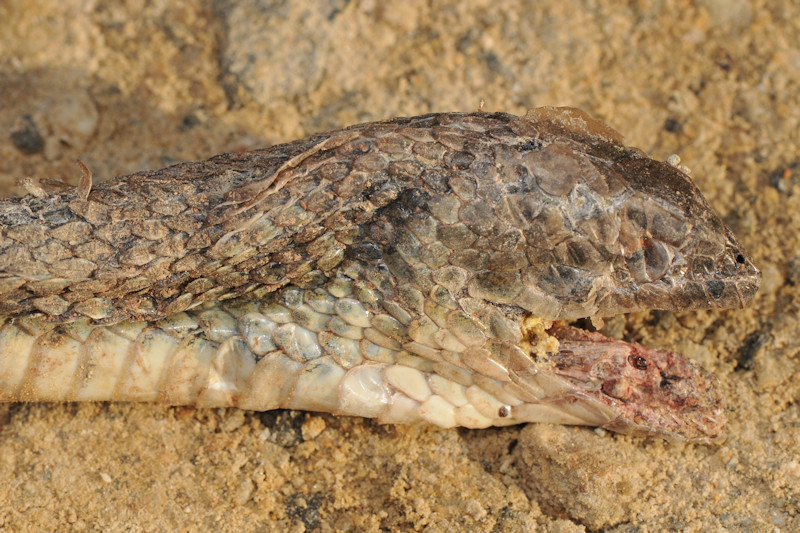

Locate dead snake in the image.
[0,107,760,443]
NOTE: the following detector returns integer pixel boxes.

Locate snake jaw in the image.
[542,323,726,443]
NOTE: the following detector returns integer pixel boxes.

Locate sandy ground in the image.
[0,1,798,531]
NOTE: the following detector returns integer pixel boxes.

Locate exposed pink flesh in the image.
[547,323,726,442]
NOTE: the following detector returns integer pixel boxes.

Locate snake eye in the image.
[628,354,648,370]
[735,253,746,264]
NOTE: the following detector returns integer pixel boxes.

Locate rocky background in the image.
[0,1,798,531]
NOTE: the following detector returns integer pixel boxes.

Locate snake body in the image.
[0,107,759,442]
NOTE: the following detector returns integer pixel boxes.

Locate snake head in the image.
[463,107,761,322]
[546,323,726,443]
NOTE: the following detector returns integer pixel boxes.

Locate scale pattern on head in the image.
[347,107,760,326]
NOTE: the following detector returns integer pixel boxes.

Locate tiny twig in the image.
[76,160,93,201]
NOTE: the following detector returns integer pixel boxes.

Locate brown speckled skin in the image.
[0,108,759,325]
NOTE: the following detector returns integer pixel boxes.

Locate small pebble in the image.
[301,416,327,441]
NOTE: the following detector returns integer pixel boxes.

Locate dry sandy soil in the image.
[0,1,798,531]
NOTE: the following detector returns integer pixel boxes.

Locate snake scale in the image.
[0,107,759,443]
